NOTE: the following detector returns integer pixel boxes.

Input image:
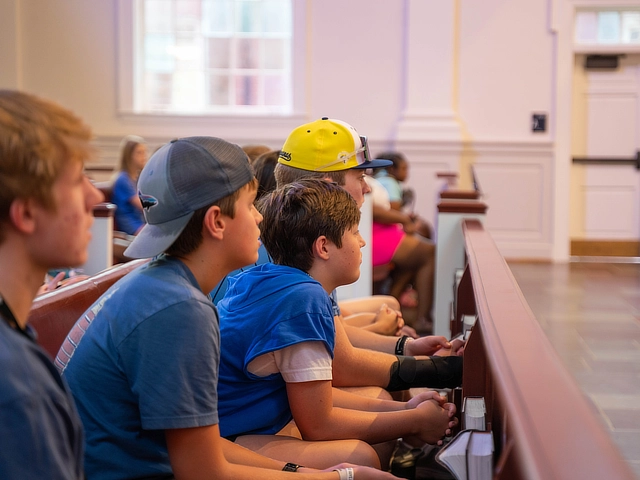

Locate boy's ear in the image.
[8,198,38,234]
[202,205,225,240]
[312,235,331,261]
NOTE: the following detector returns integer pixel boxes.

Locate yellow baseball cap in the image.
[278,117,392,172]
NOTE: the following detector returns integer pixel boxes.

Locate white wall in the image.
[1,0,587,260]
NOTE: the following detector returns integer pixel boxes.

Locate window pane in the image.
[235,75,258,105]
[237,38,259,69]
[202,0,233,35]
[621,12,640,44]
[209,74,230,105]
[144,0,173,33]
[208,37,231,68]
[143,72,173,108]
[262,0,290,34]
[264,74,285,105]
[176,2,202,34]
[171,35,202,70]
[236,0,261,33]
[597,11,620,44]
[173,71,205,111]
[575,11,598,44]
[145,34,175,72]
[263,38,285,69]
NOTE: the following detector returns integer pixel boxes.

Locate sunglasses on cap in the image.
[313,135,371,171]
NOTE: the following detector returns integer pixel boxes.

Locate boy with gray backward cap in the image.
[59,136,397,480]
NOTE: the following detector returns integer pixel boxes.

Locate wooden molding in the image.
[570,240,640,257]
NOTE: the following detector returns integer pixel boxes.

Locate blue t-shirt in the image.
[211,243,342,317]
[112,171,144,235]
[0,317,84,479]
[217,263,336,438]
[375,170,403,203]
[62,256,220,480]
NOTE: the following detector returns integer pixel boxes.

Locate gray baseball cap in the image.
[124,136,253,259]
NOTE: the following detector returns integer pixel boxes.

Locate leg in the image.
[235,429,381,469]
[336,386,397,468]
[390,235,435,332]
[339,295,401,316]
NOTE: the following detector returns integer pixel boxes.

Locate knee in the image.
[380,295,400,311]
[417,239,435,260]
[343,440,381,469]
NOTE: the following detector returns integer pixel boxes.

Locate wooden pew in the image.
[454,218,635,479]
[27,259,148,360]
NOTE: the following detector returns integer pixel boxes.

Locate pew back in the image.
[458,219,634,480]
[27,259,148,359]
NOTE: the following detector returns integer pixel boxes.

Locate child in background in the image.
[112,135,147,235]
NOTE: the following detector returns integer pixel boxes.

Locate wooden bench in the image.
[27,259,148,359]
[452,219,635,479]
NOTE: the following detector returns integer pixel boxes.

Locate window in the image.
[575,7,640,47]
[124,0,293,115]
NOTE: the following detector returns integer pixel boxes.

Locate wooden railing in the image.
[456,218,635,480]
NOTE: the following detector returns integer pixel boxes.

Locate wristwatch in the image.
[282,462,302,472]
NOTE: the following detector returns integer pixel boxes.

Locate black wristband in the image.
[395,335,410,355]
[283,463,302,472]
[387,355,463,391]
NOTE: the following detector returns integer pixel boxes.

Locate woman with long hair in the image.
[112,135,147,235]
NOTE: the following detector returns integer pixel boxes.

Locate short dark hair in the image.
[166,178,258,257]
[252,150,280,201]
[257,179,360,272]
[375,151,406,169]
[274,162,346,189]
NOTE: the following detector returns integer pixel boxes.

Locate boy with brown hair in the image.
[273,119,463,392]
[0,89,104,478]
[60,137,395,480]
[217,179,457,469]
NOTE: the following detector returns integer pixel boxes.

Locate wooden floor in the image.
[507,260,640,479]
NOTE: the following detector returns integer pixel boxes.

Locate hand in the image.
[373,304,403,336]
[414,399,457,445]
[322,464,401,479]
[396,324,418,339]
[58,274,90,289]
[37,271,66,296]
[404,336,451,357]
[405,390,446,410]
[448,338,465,356]
[402,220,417,235]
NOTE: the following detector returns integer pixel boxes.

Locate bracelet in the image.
[282,462,302,472]
[395,335,410,356]
[333,467,354,480]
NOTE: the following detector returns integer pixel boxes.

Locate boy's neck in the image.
[175,248,232,295]
[306,264,338,295]
[0,242,47,328]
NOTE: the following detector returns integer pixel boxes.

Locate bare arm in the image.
[342,319,453,358]
[342,321,400,354]
[286,380,455,445]
[332,316,395,388]
[342,310,402,336]
[165,425,399,480]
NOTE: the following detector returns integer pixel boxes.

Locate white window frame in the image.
[573,0,640,53]
[116,0,307,120]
